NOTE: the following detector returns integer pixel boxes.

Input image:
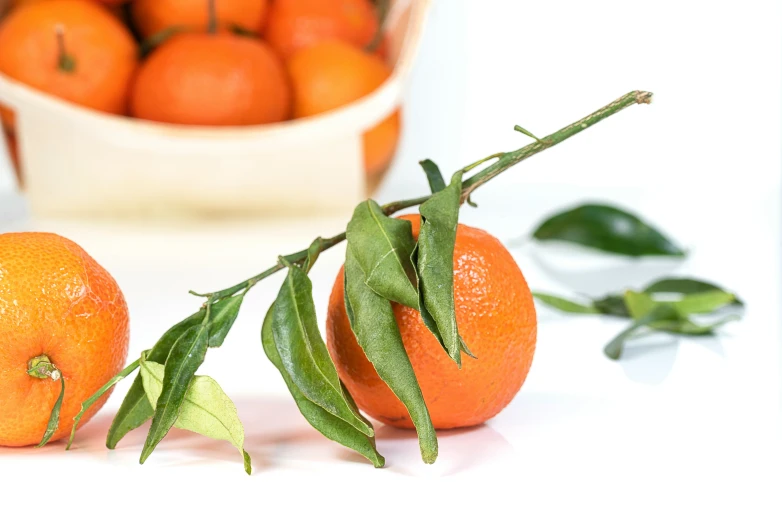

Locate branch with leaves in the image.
[61,91,653,473]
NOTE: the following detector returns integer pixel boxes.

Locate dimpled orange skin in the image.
[265,0,378,59]
[131,0,269,40]
[288,41,400,186]
[326,215,537,429]
[0,233,130,447]
[0,0,138,131]
[130,33,291,126]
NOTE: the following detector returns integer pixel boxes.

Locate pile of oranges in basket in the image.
[0,0,398,187]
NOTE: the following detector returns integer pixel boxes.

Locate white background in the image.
[1,1,781,520]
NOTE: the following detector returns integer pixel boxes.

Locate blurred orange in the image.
[0,0,138,131]
[265,0,378,59]
[131,0,269,39]
[288,41,400,187]
[131,33,291,126]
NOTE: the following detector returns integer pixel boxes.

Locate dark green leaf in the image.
[345,199,419,309]
[107,310,205,449]
[417,172,469,364]
[262,305,385,468]
[140,25,188,57]
[592,294,630,317]
[67,358,141,450]
[207,295,244,348]
[37,377,65,448]
[140,356,252,475]
[532,292,601,314]
[532,203,685,257]
[419,159,446,194]
[643,277,744,306]
[273,265,373,437]
[344,246,438,464]
[604,304,680,360]
[140,323,209,464]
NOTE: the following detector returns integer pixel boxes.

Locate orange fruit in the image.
[326,215,538,430]
[287,41,400,188]
[7,0,127,21]
[131,0,269,40]
[0,0,138,131]
[265,0,378,59]
[130,32,290,126]
[0,232,130,447]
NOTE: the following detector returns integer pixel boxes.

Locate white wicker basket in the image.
[0,0,430,219]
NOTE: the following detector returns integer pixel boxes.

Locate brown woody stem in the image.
[191,91,653,302]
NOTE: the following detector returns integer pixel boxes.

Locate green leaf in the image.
[650,315,741,336]
[419,159,446,194]
[107,310,205,449]
[37,377,65,448]
[417,172,470,364]
[140,322,210,464]
[532,292,601,314]
[344,246,438,464]
[345,199,419,309]
[261,305,385,468]
[207,295,244,348]
[624,290,737,318]
[592,294,631,317]
[140,25,188,57]
[67,358,141,450]
[604,304,680,360]
[532,203,685,257]
[140,356,252,475]
[643,277,744,306]
[273,265,374,437]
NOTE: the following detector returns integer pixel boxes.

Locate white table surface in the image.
[1,1,780,520]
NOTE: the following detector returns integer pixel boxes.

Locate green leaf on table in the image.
[107,310,206,449]
[604,304,680,360]
[592,294,631,317]
[140,322,209,464]
[531,203,685,257]
[649,315,741,336]
[532,292,601,314]
[207,294,244,348]
[417,171,472,364]
[36,377,65,448]
[624,289,737,318]
[140,356,252,475]
[344,246,438,464]
[643,277,744,306]
[272,265,374,437]
[261,305,385,468]
[345,199,419,309]
[419,159,446,194]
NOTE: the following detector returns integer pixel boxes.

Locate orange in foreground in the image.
[0,233,130,447]
[288,41,400,187]
[131,0,269,39]
[326,215,538,430]
[265,0,378,59]
[0,0,138,131]
[131,33,291,126]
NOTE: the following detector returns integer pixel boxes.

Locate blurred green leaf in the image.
[643,277,743,306]
[272,265,373,437]
[532,203,685,257]
[261,304,384,468]
[533,292,601,314]
[592,294,630,317]
[344,246,438,464]
[346,199,419,309]
[140,356,251,475]
[604,305,680,360]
